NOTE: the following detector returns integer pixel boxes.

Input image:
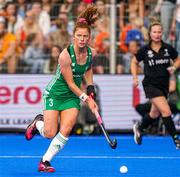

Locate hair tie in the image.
[78,18,88,24]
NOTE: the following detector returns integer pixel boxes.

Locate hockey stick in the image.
[94,109,117,149]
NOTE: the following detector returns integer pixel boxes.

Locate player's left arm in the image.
[167,44,180,74]
[174,57,180,69]
[168,57,180,74]
[83,48,96,98]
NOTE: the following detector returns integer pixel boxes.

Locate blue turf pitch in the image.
[0,134,180,177]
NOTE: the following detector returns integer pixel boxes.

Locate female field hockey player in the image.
[25,5,100,172]
[131,20,180,149]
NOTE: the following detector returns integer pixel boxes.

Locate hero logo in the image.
[0,86,42,104]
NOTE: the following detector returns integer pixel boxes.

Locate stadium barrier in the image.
[0,74,180,133]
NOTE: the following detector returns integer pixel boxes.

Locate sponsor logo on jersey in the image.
[155,59,169,64]
[164,49,169,56]
[147,50,154,58]
[148,58,169,66]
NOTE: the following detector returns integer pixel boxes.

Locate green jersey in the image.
[43,44,92,110]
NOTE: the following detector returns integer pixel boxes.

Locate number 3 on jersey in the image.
[49,98,53,107]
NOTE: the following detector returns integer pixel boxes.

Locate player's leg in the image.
[41,110,59,138]
[59,108,79,136]
[151,96,180,149]
[133,103,160,145]
[140,103,160,131]
[25,114,44,140]
[25,110,59,140]
[39,108,79,172]
[25,109,59,172]
[37,110,59,172]
[135,102,151,117]
[25,93,60,140]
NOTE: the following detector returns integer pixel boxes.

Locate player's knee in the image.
[44,130,56,139]
[60,126,73,137]
[149,111,160,119]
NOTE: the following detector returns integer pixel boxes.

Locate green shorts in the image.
[43,95,81,111]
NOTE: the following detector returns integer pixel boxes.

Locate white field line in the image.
[0,155,180,159]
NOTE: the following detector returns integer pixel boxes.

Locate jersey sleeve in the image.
[135,47,145,62]
[169,45,178,60]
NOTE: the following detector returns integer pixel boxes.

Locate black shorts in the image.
[143,84,168,99]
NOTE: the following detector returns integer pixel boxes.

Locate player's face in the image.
[74,28,90,48]
[150,25,163,42]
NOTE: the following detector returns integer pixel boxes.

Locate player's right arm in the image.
[59,49,97,113]
[131,56,139,87]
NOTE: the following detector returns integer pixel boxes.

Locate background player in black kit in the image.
[131,21,180,149]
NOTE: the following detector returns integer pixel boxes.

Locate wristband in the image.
[79,93,88,102]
